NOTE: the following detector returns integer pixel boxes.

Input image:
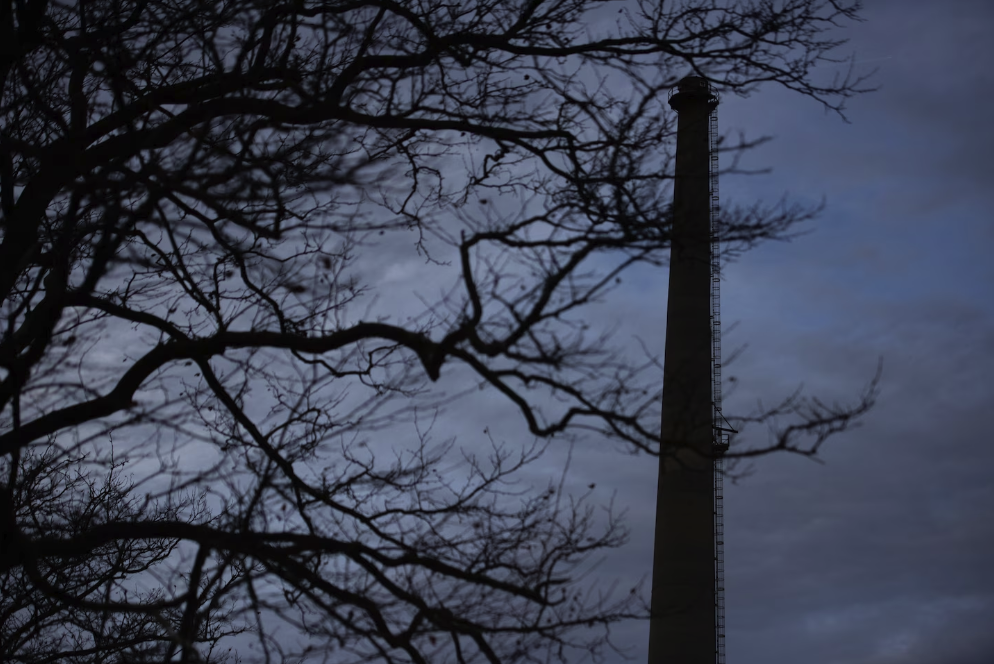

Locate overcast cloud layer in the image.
[546,1,994,662]
[341,2,994,662]
[66,1,989,661]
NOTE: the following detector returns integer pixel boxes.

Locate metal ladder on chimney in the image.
[709,98,729,664]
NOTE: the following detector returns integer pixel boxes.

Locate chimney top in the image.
[668,75,719,111]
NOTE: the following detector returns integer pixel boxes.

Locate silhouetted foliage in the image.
[0,0,878,661]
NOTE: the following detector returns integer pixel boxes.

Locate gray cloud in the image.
[545,3,994,662]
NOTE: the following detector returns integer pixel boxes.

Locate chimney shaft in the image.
[648,75,720,664]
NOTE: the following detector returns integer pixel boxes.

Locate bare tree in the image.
[1,442,246,664]
[0,0,879,662]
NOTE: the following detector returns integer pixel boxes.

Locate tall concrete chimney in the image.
[648,75,725,664]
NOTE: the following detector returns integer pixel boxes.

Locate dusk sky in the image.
[589,1,994,661]
[336,2,994,662]
[374,4,984,664]
[9,1,990,662]
[177,1,992,661]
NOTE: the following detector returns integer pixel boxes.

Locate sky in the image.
[16,1,991,663]
[561,1,994,662]
[236,1,994,661]
[372,1,990,662]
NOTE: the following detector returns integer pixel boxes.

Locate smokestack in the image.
[648,75,722,664]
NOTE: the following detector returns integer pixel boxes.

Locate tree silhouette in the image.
[0,0,879,662]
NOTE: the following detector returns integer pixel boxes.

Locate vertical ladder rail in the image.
[708,99,728,664]
[714,454,726,664]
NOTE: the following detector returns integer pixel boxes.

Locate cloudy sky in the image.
[36,1,989,662]
[559,1,994,662]
[328,2,994,662]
